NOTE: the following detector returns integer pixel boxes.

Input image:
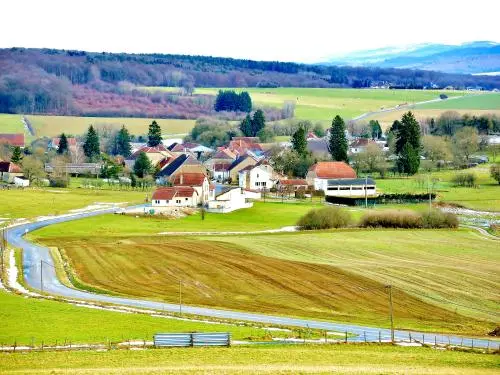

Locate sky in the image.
[2,0,499,63]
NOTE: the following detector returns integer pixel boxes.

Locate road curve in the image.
[5,209,498,349]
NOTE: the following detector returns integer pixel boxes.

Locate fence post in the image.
[487,340,490,352]
[460,338,463,347]
[422,334,425,345]
[13,341,16,353]
[409,333,412,342]
[434,336,437,348]
[324,331,327,343]
[471,339,474,349]
[364,331,367,343]
[190,333,194,347]
[345,331,347,343]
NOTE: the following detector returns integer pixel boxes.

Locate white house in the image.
[207,187,252,213]
[151,186,199,208]
[169,172,213,204]
[238,162,274,191]
[13,176,30,187]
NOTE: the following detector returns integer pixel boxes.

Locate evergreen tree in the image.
[83,125,100,161]
[147,120,162,147]
[394,111,421,175]
[397,143,420,175]
[57,133,68,154]
[328,115,348,162]
[251,109,266,136]
[115,125,132,156]
[240,114,253,137]
[291,126,308,157]
[11,146,22,163]
[133,151,152,178]
[369,120,382,140]
[239,92,252,112]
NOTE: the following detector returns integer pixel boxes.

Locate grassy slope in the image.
[1,345,498,375]
[418,93,500,110]
[26,115,195,137]
[210,229,499,329]
[0,188,151,220]
[375,166,500,211]
[32,201,319,237]
[0,114,25,134]
[146,87,466,122]
[0,290,269,345]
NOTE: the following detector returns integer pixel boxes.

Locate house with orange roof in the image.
[169,172,213,203]
[0,134,25,148]
[0,161,23,183]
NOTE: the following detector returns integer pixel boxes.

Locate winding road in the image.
[5,209,498,349]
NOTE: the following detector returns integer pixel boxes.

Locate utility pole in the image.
[365,175,368,209]
[179,280,182,316]
[428,173,432,213]
[40,260,43,294]
[387,284,394,343]
[0,228,5,276]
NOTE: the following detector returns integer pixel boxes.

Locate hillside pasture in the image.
[417,93,500,110]
[34,233,492,334]
[25,115,195,138]
[145,87,467,122]
[0,114,26,134]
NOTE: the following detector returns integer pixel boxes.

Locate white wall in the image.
[152,194,197,207]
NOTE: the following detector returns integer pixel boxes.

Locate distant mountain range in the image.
[323,41,500,75]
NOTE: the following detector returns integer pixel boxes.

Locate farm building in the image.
[325,178,377,198]
[0,133,25,148]
[207,187,252,213]
[306,161,357,191]
[152,186,199,208]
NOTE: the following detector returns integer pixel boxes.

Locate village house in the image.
[169,142,213,159]
[0,161,23,183]
[169,172,214,204]
[238,162,275,191]
[211,163,232,182]
[0,133,25,148]
[156,154,207,182]
[226,137,264,157]
[228,154,259,182]
[206,186,252,213]
[151,186,199,208]
[349,138,377,154]
[125,144,174,169]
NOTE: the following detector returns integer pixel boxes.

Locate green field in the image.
[418,93,500,110]
[0,188,151,222]
[0,114,26,134]
[1,345,497,374]
[145,87,467,122]
[0,290,272,346]
[374,166,500,211]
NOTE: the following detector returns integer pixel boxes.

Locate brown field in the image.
[36,234,493,334]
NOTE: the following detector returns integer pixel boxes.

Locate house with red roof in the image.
[169,172,213,203]
[49,137,78,151]
[151,186,199,208]
[276,179,309,192]
[0,134,25,148]
[125,144,174,169]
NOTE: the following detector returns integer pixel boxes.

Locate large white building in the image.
[151,186,199,208]
[238,163,274,191]
[207,187,252,213]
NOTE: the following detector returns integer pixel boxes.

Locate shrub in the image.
[297,206,351,230]
[421,210,459,228]
[295,190,306,199]
[452,173,476,187]
[491,164,500,184]
[49,176,69,188]
[360,210,422,228]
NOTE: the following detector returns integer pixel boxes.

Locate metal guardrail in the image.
[154,333,230,348]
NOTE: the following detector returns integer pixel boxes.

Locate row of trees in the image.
[427,111,500,136]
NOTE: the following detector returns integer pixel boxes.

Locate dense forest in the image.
[1,48,500,118]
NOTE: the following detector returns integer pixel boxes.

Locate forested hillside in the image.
[1,48,500,118]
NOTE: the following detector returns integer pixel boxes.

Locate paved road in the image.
[5,209,498,349]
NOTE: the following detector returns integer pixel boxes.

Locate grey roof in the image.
[156,154,188,177]
[327,178,376,186]
[307,139,329,154]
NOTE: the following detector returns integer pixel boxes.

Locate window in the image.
[176,199,181,204]
[257,173,259,178]
[185,198,188,201]
[262,182,267,187]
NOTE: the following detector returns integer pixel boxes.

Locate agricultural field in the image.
[418,93,500,110]
[1,344,497,375]
[145,87,468,122]
[0,289,272,346]
[33,206,500,335]
[0,114,195,138]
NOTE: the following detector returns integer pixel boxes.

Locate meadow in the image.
[1,344,498,375]
[0,289,271,346]
[0,114,25,134]
[418,93,500,110]
[145,87,468,122]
